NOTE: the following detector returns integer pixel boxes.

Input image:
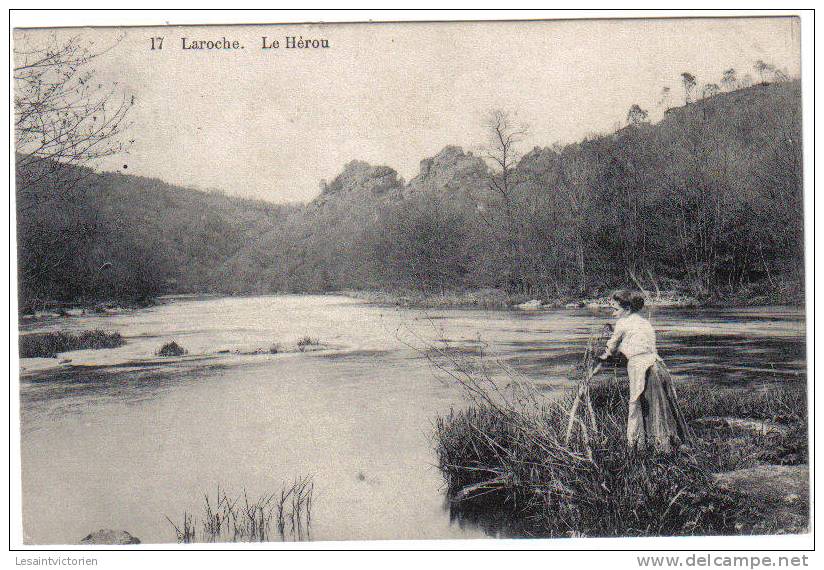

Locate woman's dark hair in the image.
[612,289,645,313]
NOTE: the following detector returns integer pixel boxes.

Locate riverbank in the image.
[19,297,159,321]
[435,374,808,537]
[19,283,801,320]
[342,288,701,310]
[341,285,805,310]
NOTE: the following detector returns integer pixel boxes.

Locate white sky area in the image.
[14,18,800,204]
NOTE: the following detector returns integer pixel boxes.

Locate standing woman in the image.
[599,289,690,452]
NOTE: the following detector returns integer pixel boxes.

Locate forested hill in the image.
[17,81,803,312]
[16,169,291,310]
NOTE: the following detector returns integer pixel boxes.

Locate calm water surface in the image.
[18,295,806,544]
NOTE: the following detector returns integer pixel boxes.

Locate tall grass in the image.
[677,383,806,423]
[165,477,314,543]
[430,332,806,537]
[19,330,125,358]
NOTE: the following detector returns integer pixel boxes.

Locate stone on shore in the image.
[80,529,141,545]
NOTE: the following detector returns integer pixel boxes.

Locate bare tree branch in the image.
[14,32,134,204]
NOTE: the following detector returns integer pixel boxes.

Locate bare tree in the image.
[556,152,593,293]
[680,72,696,104]
[626,104,649,126]
[721,68,738,91]
[483,109,528,292]
[14,33,135,208]
[754,59,775,84]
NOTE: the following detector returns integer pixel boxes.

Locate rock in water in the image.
[515,299,542,310]
[80,529,141,545]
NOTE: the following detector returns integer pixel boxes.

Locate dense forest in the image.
[16,80,803,312]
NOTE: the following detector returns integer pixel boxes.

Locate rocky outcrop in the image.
[314,146,488,206]
[406,146,489,196]
[321,160,403,197]
[80,529,141,545]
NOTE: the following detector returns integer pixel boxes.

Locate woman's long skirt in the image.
[627,358,691,453]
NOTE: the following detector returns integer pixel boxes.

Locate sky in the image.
[14,17,801,204]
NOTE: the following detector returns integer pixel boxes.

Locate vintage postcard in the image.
[12,14,809,549]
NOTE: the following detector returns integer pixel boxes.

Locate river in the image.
[17,295,806,544]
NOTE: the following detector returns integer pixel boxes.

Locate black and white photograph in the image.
[10,11,812,552]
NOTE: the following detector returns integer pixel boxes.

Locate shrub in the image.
[156,341,187,357]
[19,330,125,358]
[435,386,745,537]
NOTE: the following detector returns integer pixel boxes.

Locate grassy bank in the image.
[19,330,125,358]
[433,356,807,537]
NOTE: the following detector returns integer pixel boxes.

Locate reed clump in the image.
[430,334,806,538]
[296,336,320,352]
[165,477,314,543]
[19,329,125,358]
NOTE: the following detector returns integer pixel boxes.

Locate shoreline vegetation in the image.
[341,287,805,310]
[342,288,703,310]
[19,330,125,359]
[430,340,808,537]
[19,297,157,320]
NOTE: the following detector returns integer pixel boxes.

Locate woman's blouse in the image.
[605,312,657,359]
